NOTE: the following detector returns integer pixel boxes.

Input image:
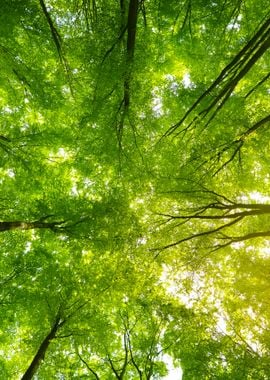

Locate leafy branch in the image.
[155,193,270,251]
[164,17,270,137]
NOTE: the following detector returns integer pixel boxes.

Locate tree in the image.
[0,0,269,378]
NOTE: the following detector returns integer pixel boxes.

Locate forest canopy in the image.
[0,0,270,379]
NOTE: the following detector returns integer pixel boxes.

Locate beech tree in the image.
[0,0,270,379]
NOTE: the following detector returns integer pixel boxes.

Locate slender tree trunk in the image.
[124,0,139,107]
[126,0,139,60]
[21,317,64,380]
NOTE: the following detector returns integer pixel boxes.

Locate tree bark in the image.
[126,0,139,60]
[0,220,64,232]
[124,0,139,107]
[21,317,65,380]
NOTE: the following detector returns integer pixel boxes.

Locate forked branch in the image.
[156,195,270,251]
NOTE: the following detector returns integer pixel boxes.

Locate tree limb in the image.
[163,17,270,137]
[78,353,100,380]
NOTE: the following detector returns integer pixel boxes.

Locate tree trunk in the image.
[124,0,139,107]
[126,0,139,60]
[0,220,64,232]
[21,317,64,380]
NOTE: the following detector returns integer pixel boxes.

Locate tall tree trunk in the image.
[124,0,139,107]
[0,220,64,232]
[126,0,139,60]
[21,317,65,380]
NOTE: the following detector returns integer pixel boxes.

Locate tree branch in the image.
[155,216,244,251]
[78,353,100,380]
[245,72,270,98]
[163,17,270,137]
[107,355,121,379]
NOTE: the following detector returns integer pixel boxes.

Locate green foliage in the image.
[0,0,269,379]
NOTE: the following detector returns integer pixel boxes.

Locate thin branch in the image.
[245,72,270,98]
[212,140,243,176]
[101,25,128,64]
[39,0,73,93]
[140,0,147,27]
[127,333,143,379]
[107,355,121,379]
[240,114,270,139]
[214,230,270,251]
[154,216,244,251]
[78,353,100,380]
[211,113,270,173]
